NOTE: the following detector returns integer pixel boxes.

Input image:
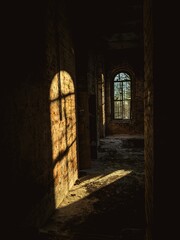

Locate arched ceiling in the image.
[66,0,143,50]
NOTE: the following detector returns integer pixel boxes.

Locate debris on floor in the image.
[39,135,145,240]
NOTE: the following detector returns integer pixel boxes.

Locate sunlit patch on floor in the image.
[58,169,132,208]
[40,135,144,240]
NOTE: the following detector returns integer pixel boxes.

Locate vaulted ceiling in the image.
[66,0,143,51]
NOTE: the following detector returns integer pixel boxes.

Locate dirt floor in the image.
[39,135,145,240]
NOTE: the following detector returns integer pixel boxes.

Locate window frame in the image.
[112,71,132,120]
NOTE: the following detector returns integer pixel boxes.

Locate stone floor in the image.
[39,134,145,240]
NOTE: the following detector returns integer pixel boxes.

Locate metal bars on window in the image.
[113,72,131,119]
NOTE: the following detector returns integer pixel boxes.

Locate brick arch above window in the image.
[109,65,135,82]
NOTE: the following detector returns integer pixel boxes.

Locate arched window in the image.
[113,72,131,119]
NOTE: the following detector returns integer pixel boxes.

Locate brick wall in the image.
[76,50,105,164]
[144,0,154,239]
[75,48,91,169]
[97,55,106,138]
[75,49,100,167]
[105,50,144,135]
[87,51,98,160]
[8,0,78,229]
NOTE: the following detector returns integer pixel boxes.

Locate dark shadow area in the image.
[73,173,145,240]
[6,2,55,236]
[121,138,144,148]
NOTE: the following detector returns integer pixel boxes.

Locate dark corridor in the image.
[4,0,173,240]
